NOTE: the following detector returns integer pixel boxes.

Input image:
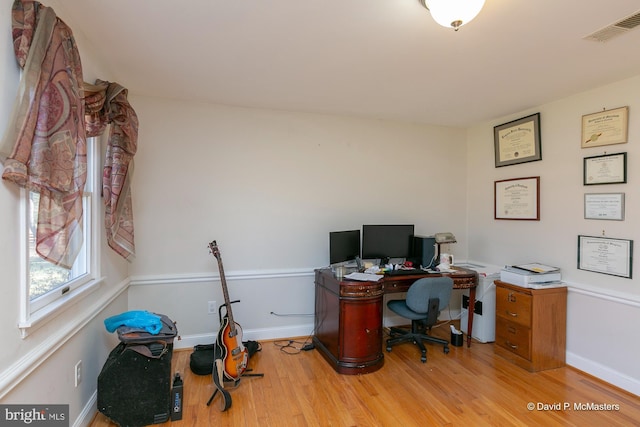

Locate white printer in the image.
[500,264,562,288]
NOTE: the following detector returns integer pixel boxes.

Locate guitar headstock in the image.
[208,240,220,259]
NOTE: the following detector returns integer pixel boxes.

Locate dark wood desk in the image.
[313,267,478,374]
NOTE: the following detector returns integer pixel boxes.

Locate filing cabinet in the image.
[494,280,567,372]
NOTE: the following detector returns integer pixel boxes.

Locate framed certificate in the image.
[494,176,540,220]
[494,113,541,167]
[581,106,628,148]
[583,152,627,185]
[584,193,624,220]
[578,235,633,278]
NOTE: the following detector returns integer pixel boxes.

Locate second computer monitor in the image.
[329,229,361,265]
[361,224,415,261]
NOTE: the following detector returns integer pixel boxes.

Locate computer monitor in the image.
[329,229,361,265]
[361,224,415,261]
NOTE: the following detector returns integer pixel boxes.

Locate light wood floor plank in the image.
[90,322,640,426]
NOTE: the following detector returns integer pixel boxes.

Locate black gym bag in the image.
[189,340,261,375]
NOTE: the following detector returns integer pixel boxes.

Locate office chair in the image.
[386,277,453,363]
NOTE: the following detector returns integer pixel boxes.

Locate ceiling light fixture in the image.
[419,0,485,31]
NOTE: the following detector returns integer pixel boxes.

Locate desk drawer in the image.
[496,286,532,327]
[383,280,410,293]
[496,317,531,360]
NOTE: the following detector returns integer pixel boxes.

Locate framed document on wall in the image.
[584,193,624,220]
[494,176,540,220]
[578,235,633,278]
[581,106,628,148]
[494,113,541,167]
[583,152,627,185]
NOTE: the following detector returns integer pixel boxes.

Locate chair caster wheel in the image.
[421,356,426,363]
[386,346,392,352]
[444,346,450,354]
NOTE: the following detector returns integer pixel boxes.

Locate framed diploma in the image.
[494,176,540,220]
[578,235,633,279]
[581,106,628,148]
[583,152,627,185]
[494,113,541,167]
[584,193,624,220]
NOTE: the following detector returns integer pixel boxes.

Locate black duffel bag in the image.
[190,341,261,375]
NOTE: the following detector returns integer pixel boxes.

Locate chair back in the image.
[406,277,454,314]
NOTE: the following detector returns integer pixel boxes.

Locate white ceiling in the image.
[56,0,640,128]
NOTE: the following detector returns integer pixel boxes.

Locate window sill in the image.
[18,276,105,338]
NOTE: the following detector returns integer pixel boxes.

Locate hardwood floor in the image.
[90,321,640,426]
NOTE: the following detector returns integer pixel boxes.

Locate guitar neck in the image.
[210,241,237,335]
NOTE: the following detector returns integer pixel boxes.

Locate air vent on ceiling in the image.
[583,10,640,42]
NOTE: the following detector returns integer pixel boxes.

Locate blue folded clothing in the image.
[104,310,163,335]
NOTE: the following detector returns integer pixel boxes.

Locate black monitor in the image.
[329,230,361,265]
[361,224,415,261]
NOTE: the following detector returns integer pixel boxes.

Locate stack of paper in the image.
[344,272,383,282]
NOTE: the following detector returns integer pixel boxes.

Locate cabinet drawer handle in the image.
[506,310,518,317]
[507,326,516,334]
[506,341,518,350]
[508,292,517,303]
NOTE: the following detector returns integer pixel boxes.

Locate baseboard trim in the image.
[73,390,97,427]
[567,351,640,396]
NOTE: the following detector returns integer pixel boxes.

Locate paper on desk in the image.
[344,272,383,282]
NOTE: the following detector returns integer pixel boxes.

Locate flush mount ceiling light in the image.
[419,0,486,31]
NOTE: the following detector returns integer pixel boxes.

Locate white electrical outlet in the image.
[74,360,82,387]
[208,300,217,315]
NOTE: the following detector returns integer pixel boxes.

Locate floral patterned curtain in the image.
[84,80,138,261]
[0,0,86,269]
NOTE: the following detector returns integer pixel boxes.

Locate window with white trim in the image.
[19,136,102,335]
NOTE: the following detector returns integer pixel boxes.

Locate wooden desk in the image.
[313,267,478,374]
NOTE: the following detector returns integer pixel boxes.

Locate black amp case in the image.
[98,313,177,427]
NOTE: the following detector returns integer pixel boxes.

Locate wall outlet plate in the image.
[74,360,82,387]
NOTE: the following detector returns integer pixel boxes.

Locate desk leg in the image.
[466,287,475,347]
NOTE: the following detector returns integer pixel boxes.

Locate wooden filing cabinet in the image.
[494,280,567,372]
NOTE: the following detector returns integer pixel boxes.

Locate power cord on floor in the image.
[273,338,314,355]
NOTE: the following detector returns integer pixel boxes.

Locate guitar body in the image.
[217,315,248,381]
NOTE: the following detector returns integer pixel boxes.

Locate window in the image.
[19,136,102,336]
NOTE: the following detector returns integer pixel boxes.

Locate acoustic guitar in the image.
[208,241,249,382]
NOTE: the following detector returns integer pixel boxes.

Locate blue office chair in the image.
[386,277,453,363]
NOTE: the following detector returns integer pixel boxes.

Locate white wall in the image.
[126,95,469,345]
[0,1,130,426]
[466,75,640,394]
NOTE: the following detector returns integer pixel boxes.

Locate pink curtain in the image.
[0,0,86,269]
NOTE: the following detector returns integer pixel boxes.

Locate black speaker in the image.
[410,236,437,268]
[98,342,173,426]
